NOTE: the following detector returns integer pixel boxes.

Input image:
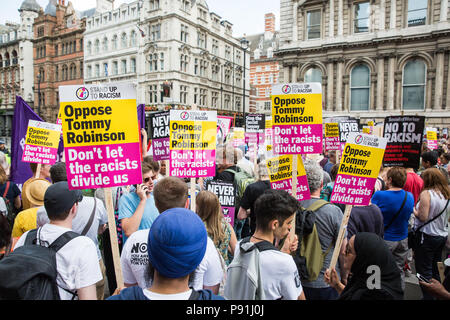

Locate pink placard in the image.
[325,137,340,151]
[330,174,375,206]
[65,142,142,190]
[270,175,311,201]
[273,124,323,154]
[22,144,59,165]
[152,137,170,161]
[169,149,216,178]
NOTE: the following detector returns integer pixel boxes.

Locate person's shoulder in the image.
[127,229,150,245]
[107,286,147,300]
[195,289,225,300]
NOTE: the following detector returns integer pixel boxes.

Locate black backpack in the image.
[0,228,79,300]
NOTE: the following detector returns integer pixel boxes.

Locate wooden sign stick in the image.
[329,204,353,270]
[289,155,298,242]
[336,149,341,164]
[35,163,41,179]
[104,187,124,289]
[253,142,258,179]
[165,159,170,177]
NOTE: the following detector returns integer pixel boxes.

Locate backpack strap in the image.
[24,228,39,245]
[306,199,329,212]
[3,181,10,201]
[48,231,80,253]
[80,198,97,236]
[384,191,408,231]
[188,289,201,300]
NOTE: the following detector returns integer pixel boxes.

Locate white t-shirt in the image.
[120,229,223,290]
[234,241,303,300]
[36,197,108,260]
[15,224,103,300]
[414,190,450,237]
[143,288,192,300]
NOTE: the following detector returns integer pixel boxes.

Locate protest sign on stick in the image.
[206,180,236,227]
[149,111,170,161]
[59,83,142,288]
[329,132,387,270]
[271,83,323,154]
[426,127,438,150]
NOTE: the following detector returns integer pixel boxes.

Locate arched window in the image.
[350,64,370,111]
[87,41,92,55]
[402,59,426,110]
[121,33,127,48]
[304,67,322,83]
[130,31,137,47]
[94,39,100,54]
[102,37,108,51]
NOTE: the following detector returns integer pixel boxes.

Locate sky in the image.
[2,0,280,37]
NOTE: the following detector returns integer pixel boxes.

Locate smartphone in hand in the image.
[416,273,431,283]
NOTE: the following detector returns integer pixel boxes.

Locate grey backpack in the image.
[224,237,276,300]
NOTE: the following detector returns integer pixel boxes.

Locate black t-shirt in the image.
[347,204,384,240]
[0,181,21,204]
[240,180,271,234]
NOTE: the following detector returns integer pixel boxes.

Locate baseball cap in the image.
[44,181,83,216]
[147,208,207,279]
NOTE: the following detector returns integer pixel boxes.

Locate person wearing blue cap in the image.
[108,208,224,300]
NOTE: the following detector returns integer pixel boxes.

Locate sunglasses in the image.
[143,177,152,183]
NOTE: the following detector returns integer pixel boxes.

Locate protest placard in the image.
[217,116,233,144]
[338,118,360,151]
[169,110,217,178]
[22,120,61,166]
[324,120,340,151]
[206,180,236,227]
[266,154,311,201]
[232,127,245,147]
[59,83,142,189]
[426,127,438,150]
[383,116,424,170]
[331,133,387,206]
[271,83,323,154]
[149,111,170,161]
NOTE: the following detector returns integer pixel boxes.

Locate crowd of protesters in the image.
[0,135,449,301]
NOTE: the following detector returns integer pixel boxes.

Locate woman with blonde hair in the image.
[413,168,450,299]
[196,190,237,265]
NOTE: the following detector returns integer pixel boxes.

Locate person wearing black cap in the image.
[14,181,102,300]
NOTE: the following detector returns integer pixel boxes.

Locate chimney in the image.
[265,13,275,33]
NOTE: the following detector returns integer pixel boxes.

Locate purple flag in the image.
[137,104,145,129]
[10,96,64,188]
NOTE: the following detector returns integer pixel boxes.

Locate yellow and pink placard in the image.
[266,154,311,201]
[331,133,387,206]
[169,110,217,178]
[22,120,61,165]
[271,83,323,154]
[58,83,142,190]
[426,127,438,150]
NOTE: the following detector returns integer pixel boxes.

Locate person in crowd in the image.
[119,177,223,294]
[413,168,450,300]
[404,167,424,205]
[419,258,450,300]
[323,150,336,175]
[21,163,51,210]
[440,153,450,170]
[213,144,240,183]
[143,156,162,182]
[0,152,10,177]
[236,147,255,177]
[319,150,329,169]
[0,213,13,259]
[36,162,109,300]
[371,167,414,290]
[118,162,159,243]
[347,203,384,240]
[325,233,404,300]
[374,166,389,192]
[0,139,9,156]
[0,166,21,214]
[159,160,167,179]
[229,189,305,300]
[14,181,102,300]
[237,160,271,237]
[421,151,450,183]
[196,190,237,265]
[12,178,50,238]
[299,159,347,300]
[108,208,224,300]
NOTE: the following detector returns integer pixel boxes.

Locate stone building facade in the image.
[277,0,450,127]
[33,0,95,122]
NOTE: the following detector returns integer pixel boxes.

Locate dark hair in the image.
[421,168,450,199]
[387,167,407,188]
[143,155,160,172]
[50,162,67,183]
[254,189,298,232]
[0,214,11,256]
[442,153,450,162]
[29,163,38,174]
[330,163,339,181]
[421,151,438,166]
[153,177,188,213]
[141,162,154,175]
[436,147,445,157]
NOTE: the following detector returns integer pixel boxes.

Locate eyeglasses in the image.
[143,177,151,183]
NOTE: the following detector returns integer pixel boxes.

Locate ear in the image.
[69,202,78,217]
[270,219,279,231]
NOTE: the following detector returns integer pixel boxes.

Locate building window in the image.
[402,59,426,110]
[95,64,100,78]
[180,24,188,43]
[113,61,118,75]
[121,60,127,74]
[306,10,321,39]
[112,35,118,50]
[130,31,137,46]
[131,58,136,73]
[212,64,219,81]
[87,41,92,55]
[350,64,370,111]
[225,46,231,60]
[149,84,158,103]
[407,0,427,27]
[95,39,100,54]
[121,33,128,48]
[55,66,59,81]
[212,39,218,55]
[104,63,109,76]
[160,53,164,71]
[224,68,231,84]
[150,0,160,10]
[87,65,92,78]
[354,2,370,33]
[194,87,198,104]
[149,53,158,71]
[180,54,188,72]
[103,37,108,51]
[304,67,322,83]
[181,0,190,12]
[197,32,206,49]
[55,44,59,56]
[180,85,188,104]
[70,64,76,79]
[194,58,199,75]
[211,91,218,108]
[151,24,161,41]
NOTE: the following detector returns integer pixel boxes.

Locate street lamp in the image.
[240,36,249,129]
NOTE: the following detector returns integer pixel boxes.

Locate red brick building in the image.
[248,13,280,114]
[33,0,94,121]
